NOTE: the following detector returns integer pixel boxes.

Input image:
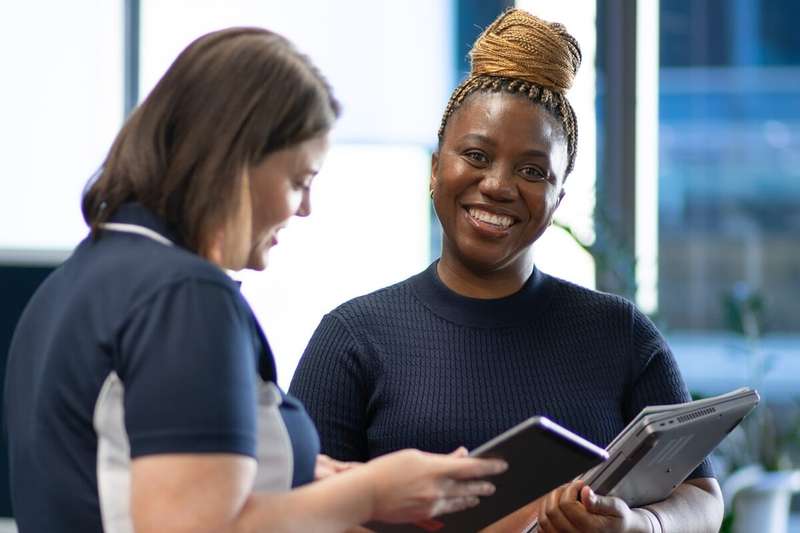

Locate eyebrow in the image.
[297,166,320,176]
[458,133,552,159]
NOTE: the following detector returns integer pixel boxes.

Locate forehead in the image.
[261,134,330,171]
[445,91,565,150]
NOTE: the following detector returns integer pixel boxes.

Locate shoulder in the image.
[45,233,249,339]
[325,273,418,324]
[95,233,240,301]
[542,271,634,316]
[536,272,661,351]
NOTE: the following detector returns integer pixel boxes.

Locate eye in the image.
[519,165,548,182]
[463,150,489,166]
[291,175,313,191]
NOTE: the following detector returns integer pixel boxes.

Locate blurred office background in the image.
[0,0,798,530]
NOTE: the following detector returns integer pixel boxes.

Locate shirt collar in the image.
[409,261,554,328]
[108,202,182,245]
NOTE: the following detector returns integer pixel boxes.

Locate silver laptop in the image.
[581,387,759,507]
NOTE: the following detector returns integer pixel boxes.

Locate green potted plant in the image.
[716,282,800,533]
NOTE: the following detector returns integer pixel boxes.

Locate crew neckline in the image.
[409,261,554,328]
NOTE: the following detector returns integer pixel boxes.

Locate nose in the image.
[478,167,516,202]
[296,188,311,217]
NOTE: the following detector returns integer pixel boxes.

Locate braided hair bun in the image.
[439,9,582,175]
[470,9,581,93]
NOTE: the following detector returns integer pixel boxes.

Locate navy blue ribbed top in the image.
[290,262,712,480]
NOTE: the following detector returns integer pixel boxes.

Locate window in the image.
[139,0,453,384]
[0,1,123,259]
[658,0,800,334]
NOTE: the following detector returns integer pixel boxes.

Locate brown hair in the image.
[82,27,340,252]
[438,9,581,176]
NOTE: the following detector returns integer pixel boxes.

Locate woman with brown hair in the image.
[3,27,506,533]
[291,9,724,533]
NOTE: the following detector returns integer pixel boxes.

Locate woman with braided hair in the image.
[291,8,723,533]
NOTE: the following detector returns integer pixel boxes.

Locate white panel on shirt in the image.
[253,381,294,491]
[92,373,294,532]
[93,372,134,533]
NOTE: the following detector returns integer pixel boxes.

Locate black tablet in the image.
[369,416,608,533]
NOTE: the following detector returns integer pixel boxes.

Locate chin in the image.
[244,248,270,271]
[245,257,267,271]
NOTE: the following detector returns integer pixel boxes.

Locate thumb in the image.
[581,486,626,517]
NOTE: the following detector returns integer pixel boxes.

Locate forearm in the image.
[641,479,723,533]
[232,466,376,533]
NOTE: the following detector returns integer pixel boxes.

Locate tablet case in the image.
[581,387,759,507]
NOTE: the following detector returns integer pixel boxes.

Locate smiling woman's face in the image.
[432,91,569,276]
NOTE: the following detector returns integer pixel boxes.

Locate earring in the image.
[430,189,435,199]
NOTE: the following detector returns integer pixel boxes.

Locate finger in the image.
[557,485,599,531]
[448,446,469,457]
[539,486,581,533]
[559,481,584,505]
[431,495,481,516]
[555,481,590,527]
[580,486,627,517]
[332,460,358,472]
[443,480,496,498]
[436,456,508,479]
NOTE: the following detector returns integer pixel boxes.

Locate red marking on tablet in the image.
[413,518,445,531]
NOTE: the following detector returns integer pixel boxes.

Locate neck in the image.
[437,251,534,299]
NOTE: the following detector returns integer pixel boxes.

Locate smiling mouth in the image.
[466,207,515,229]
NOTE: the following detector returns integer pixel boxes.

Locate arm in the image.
[131,449,508,533]
[639,478,723,533]
[290,313,372,461]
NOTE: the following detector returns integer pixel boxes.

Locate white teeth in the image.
[468,208,514,228]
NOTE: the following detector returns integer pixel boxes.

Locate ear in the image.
[556,188,566,209]
[547,188,566,227]
[430,151,440,194]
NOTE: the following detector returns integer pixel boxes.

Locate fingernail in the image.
[481,482,496,495]
[494,460,509,473]
[468,496,480,507]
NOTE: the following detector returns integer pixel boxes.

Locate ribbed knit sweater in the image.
[289,262,713,480]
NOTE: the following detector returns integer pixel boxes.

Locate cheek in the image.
[522,189,557,220]
[254,189,300,233]
[287,190,303,214]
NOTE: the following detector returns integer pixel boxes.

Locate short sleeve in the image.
[625,306,715,480]
[289,313,371,462]
[117,279,258,458]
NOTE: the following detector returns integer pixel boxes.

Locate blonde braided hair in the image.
[438,9,582,176]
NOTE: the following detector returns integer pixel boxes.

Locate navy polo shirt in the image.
[4,203,319,533]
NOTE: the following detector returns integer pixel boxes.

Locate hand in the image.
[365,448,508,524]
[315,454,361,481]
[537,481,650,533]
